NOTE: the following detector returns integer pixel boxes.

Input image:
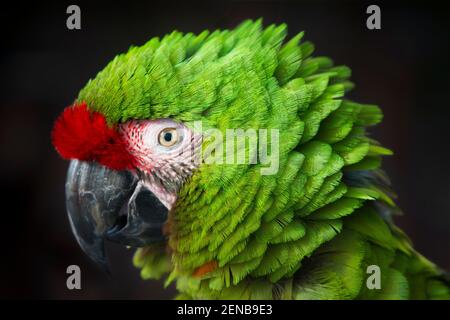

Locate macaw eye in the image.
[158,127,179,147]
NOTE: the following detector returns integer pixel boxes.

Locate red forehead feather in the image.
[51,103,136,170]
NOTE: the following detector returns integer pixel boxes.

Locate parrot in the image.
[51,19,450,300]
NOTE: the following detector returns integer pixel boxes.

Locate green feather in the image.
[73,19,449,300]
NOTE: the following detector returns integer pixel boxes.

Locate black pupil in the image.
[164,132,173,142]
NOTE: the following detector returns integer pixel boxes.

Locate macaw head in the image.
[52,20,388,293]
[53,95,207,269]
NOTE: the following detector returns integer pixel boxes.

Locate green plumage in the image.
[79,19,449,299]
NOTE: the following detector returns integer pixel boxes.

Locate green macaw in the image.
[52,19,449,299]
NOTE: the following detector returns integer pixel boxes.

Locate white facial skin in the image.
[119,119,201,209]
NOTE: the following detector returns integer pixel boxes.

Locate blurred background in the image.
[0,0,449,299]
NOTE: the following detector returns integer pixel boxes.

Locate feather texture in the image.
[75,19,449,300]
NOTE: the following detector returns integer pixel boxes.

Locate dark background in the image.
[0,0,449,299]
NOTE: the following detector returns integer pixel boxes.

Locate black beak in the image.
[65,160,168,272]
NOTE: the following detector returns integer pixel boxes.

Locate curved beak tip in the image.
[65,160,168,272]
